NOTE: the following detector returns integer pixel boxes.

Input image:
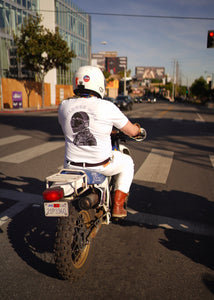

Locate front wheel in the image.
[54,206,94,281]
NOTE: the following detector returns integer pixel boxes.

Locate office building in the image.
[0,0,91,104]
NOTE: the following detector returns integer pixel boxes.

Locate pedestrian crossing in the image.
[134,149,174,184]
[0,135,31,146]
[0,133,214,236]
[0,141,64,163]
[0,135,64,163]
[0,134,213,173]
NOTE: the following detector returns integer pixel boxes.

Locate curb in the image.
[0,107,58,114]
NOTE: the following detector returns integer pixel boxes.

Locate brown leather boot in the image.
[112,190,128,218]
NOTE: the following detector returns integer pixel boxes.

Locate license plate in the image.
[44,202,69,217]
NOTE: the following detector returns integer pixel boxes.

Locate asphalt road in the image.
[0,101,214,300]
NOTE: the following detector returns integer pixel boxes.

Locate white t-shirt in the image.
[58,97,128,163]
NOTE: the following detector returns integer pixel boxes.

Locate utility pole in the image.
[175,60,179,97]
[124,65,127,96]
[172,59,175,102]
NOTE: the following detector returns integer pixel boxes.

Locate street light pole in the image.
[124,65,127,96]
[205,70,214,88]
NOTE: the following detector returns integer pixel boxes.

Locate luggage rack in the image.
[45,169,88,195]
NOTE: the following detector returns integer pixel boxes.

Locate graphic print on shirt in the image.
[71,111,97,146]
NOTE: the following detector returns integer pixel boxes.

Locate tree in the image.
[190,77,209,102]
[13,14,76,107]
[118,69,131,79]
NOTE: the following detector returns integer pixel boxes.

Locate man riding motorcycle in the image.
[58,65,145,218]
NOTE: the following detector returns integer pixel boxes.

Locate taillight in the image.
[43,187,64,201]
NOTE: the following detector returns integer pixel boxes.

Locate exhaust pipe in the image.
[78,193,99,210]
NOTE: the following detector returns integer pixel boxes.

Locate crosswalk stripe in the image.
[195,113,205,122]
[0,189,42,226]
[1,187,213,237]
[0,135,31,146]
[134,148,174,184]
[210,155,214,168]
[127,208,214,237]
[0,141,64,163]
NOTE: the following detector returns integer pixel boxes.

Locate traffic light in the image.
[207,30,214,48]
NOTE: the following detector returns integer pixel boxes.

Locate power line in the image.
[83,12,214,21]
[0,7,214,21]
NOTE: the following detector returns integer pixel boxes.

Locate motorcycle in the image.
[42,128,146,281]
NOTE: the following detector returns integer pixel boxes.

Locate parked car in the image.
[134,97,143,103]
[147,96,157,103]
[115,95,133,110]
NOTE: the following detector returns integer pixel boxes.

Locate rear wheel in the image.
[54,206,94,281]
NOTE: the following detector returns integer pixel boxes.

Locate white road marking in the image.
[0,135,31,146]
[0,188,213,237]
[210,155,214,168]
[195,113,205,122]
[127,207,214,237]
[0,141,64,163]
[0,189,42,226]
[134,148,174,184]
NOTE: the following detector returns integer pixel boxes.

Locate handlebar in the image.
[111,127,147,143]
[130,127,147,142]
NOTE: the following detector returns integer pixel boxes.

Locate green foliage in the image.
[190,76,209,99]
[103,70,111,79]
[13,14,76,81]
[118,69,131,78]
[177,85,187,96]
[164,82,173,93]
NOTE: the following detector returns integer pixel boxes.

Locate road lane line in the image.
[134,148,174,184]
[0,135,31,146]
[0,189,42,226]
[158,106,173,117]
[195,113,205,122]
[127,208,214,237]
[210,155,214,168]
[1,188,213,237]
[0,141,64,163]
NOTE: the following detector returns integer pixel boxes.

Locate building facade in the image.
[0,0,91,105]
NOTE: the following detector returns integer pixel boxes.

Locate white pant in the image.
[64,151,134,194]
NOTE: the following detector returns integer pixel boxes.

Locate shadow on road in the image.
[159,228,214,294]
[129,183,214,225]
[7,204,59,279]
[4,178,214,283]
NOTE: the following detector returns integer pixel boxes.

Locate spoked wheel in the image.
[54,206,94,281]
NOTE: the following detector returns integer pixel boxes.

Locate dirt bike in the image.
[42,128,146,281]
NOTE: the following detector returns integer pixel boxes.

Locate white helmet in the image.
[73,65,106,99]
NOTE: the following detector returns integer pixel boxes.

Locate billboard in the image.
[91,53,105,69]
[106,57,127,75]
[136,66,165,80]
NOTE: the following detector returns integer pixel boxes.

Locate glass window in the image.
[0,1,5,30]
[31,0,38,11]
[17,9,22,30]
[27,0,31,10]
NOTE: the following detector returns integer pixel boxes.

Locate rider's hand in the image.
[136,127,147,141]
[131,124,147,141]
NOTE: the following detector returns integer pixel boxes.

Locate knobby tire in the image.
[54,205,94,281]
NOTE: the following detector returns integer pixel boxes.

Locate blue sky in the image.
[73,0,214,85]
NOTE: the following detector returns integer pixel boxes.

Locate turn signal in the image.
[43,187,64,201]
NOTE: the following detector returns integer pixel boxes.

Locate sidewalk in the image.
[0,106,58,114]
